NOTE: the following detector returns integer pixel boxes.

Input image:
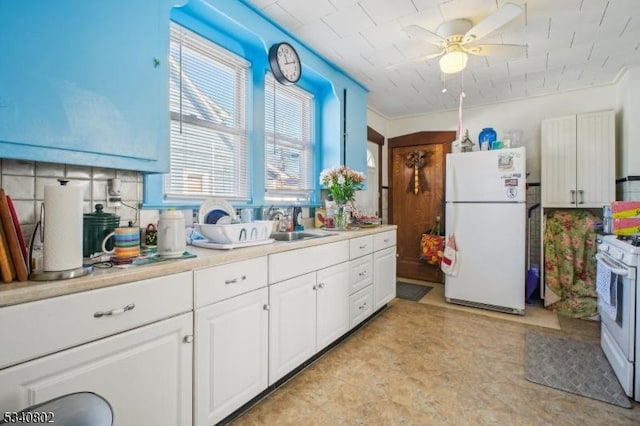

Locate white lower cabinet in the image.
[269,272,317,385]
[0,312,193,426]
[316,262,351,350]
[349,285,373,327]
[194,287,269,426]
[0,228,397,426]
[373,245,397,310]
[269,262,349,385]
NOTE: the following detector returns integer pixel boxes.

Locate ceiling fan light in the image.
[439,51,468,74]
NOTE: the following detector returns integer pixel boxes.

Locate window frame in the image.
[264,72,315,204]
[163,22,251,202]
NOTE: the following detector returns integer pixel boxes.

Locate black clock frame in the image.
[268,42,301,85]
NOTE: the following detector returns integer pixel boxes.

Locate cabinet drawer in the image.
[194,257,268,308]
[349,235,373,259]
[349,255,372,294]
[0,272,193,369]
[349,286,373,328]
[269,241,349,284]
[373,230,396,251]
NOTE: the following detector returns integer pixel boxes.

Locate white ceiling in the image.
[245,0,640,119]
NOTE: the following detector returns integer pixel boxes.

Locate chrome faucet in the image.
[266,206,286,221]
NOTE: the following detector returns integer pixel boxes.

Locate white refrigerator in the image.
[444,147,526,315]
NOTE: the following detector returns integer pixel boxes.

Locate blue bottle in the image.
[479,128,497,150]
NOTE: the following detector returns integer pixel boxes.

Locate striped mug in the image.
[101,226,140,259]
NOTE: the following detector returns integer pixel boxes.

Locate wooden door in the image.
[389,131,454,283]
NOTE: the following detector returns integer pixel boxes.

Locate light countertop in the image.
[0,225,397,308]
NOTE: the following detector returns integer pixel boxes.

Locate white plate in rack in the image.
[192,239,275,250]
[198,198,237,224]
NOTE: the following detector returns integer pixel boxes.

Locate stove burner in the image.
[617,234,640,247]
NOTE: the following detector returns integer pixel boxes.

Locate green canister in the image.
[83,204,120,257]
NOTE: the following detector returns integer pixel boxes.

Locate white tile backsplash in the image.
[2,159,35,176]
[35,162,65,177]
[92,167,117,180]
[617,178,640,201]
[1,158,143,246]
[66,165,92,179]
[2,175,35,199]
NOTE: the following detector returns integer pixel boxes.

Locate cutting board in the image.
[0,189,28,281]
[6,195,29,266]
[0,221,15,282]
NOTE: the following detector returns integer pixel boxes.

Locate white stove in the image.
[597,234,640,401]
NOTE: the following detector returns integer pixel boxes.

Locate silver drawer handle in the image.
[383,238,389,242]
[225,275,247,285]
[94,303,135,318]
[359,244,367,249]
[358,270,367,277]
[358,302,368,310]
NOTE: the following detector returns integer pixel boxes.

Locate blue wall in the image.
[0,0,369,208]
[146,0,369,208]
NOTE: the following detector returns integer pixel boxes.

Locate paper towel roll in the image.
[43,181,83,272]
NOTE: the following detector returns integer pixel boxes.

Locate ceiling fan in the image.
[402,2,527,74]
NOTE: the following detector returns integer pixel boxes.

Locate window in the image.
[264,73,315,203]
[165,23,250,201]
[366,147,376,169]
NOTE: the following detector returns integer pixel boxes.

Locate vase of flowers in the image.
[320,166,365,228]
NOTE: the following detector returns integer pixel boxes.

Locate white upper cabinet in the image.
[541,110,615,208]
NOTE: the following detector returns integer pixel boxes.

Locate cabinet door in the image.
[576,111,615,207]
[541,115,577,207]
[343,86,368,175]
[0,313,193,426]
[269,273,317,385]
[316,262,350,351]
[373,246,397,310]
[195,288,268,426]
[0,0,174,172]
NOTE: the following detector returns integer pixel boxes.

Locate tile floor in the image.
[230,283,640,425]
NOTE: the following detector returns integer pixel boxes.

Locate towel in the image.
[596,258,617,320]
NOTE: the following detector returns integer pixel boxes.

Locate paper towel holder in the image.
[29,180,94,281]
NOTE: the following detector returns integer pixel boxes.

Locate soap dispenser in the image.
[293,206,304,231]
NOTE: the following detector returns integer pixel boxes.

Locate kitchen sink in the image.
[270,231,330,241]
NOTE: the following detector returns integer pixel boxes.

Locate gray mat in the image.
[525,331,631,408]
[396,282,432,301]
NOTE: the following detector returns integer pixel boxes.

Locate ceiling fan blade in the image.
[386,49,445,69]
[462,3,523,44]
[465,43,527,57]
[422,50,446,60]
[403,24,444,46]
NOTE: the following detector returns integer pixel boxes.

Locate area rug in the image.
[396,282,432,301]
[524,331,631,408]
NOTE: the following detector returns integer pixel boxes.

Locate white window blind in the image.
[264,73,315,203]
[165,23,250,201]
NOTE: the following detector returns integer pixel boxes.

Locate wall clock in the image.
[268,42,301,85]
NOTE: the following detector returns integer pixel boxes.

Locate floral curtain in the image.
[543,210,598,318]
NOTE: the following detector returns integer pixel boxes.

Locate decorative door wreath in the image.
[405,150,429,194]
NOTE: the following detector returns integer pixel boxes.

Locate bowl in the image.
[197,220,274,244]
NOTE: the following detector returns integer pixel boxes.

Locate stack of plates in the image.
[198,198,237,225]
